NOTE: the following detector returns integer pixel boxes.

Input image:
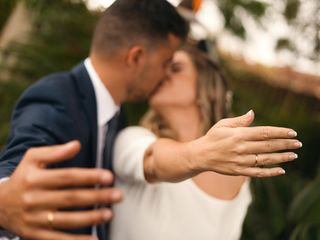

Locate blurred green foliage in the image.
[284,0,300,20]
[0,0,319,239]
[0,81,29,147]
[0,0,17,31]
[216,0,268,39]
[215,0,320,62]
[0,0,98,82]
[0,0,98,148]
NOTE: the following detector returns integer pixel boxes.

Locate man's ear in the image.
[126,46,145,68]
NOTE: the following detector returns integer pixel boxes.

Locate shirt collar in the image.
[84,58,119,127]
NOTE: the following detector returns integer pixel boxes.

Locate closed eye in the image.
[170,62,183,73]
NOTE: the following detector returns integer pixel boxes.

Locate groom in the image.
[0,0,301,239]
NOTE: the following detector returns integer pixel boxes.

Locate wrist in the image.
[186,136,221,173]
[183,139,204,175]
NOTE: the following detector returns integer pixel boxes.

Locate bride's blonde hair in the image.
[140,44,233,139]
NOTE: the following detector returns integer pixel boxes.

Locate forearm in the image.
[143,138,201,183]
[0,179,9,229]
[143,112,302,181]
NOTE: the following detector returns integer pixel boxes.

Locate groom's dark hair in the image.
[91,0,189,57]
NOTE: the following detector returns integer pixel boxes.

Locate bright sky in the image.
[87,0,320,75]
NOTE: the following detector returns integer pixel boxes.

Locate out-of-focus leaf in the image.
[288,173,320,224]
[290,224,320,240]
[229,17,246,39]
[276,38,295,51]
[284,0,300,21]
[242,1,267,18]
[314,38,320,54]
[216,0,268,41]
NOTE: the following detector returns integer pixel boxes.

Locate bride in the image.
[110,44,251,240]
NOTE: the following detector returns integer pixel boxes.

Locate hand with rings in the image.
[190,110,301,178]
[0,141,123,240]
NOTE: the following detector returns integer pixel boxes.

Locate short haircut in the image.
[91,0,189,57]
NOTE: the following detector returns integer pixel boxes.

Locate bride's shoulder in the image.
[117,126,156,140]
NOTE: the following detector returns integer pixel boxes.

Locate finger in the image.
[24,227,97,240]
[25,141,81,167]
[243,139,302,154]
[27,209,112,230]
[213,110,254,128]
[34,168,114,189]
[254,152,298,166]
[238,167,286,178]
[240,126,298,141]
[24,188,123,209]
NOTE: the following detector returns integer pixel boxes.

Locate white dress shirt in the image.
[84,58,120,169]
[84,58,119,236]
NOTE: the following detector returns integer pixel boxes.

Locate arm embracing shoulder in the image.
[113,127,199,184]
[113,127,156,183]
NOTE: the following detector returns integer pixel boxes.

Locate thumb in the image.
[26,140,81,167]
[213,110,254,128]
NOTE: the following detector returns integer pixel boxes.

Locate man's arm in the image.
[0,141,123,240]
[144,110,301,183]
[0,80,123,239]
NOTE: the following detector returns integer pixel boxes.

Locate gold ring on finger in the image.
[47,211,55,228]
[255,154,259,167]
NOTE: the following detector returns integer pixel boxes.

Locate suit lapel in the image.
[71,62,98,167]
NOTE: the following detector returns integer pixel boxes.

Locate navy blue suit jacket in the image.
[0,62,126,236]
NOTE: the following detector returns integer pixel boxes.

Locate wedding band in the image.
[255,154,259,167]
[47,212,54,227]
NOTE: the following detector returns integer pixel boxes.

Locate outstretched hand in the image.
[0,141,123,240]
[188,110,302,177]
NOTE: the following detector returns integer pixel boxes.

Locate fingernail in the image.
[247,110,253,117]
[111,190,122,200]
[65,141,76,148]
[279,169,286,175]
[102,210,112,220]
[290,154,298,160]
[288,131,297,137]
[101,173,111,183]
[295,141,303,148]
